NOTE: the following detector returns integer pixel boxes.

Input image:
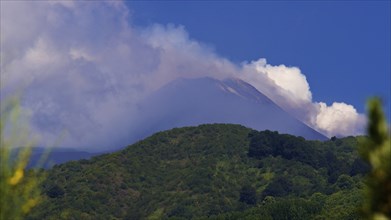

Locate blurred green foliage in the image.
[1,97,45,220]
[360,98,391,220]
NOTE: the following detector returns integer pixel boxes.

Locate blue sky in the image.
[1,1,389,149]
[128,1,391,119]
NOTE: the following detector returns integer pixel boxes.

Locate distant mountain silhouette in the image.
[11,147,99,169]
[132,77,327,141]
[22,77,326,167]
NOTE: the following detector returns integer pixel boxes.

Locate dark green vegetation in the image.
[28,124,368,219]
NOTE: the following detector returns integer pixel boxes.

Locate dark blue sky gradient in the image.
[127,1,390,120]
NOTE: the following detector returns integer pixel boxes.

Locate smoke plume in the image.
[1,1,365,150]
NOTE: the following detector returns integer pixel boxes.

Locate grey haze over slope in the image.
[130,77,327,142]
[23,77,326,166]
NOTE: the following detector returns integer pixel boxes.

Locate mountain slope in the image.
[29,148,98,169]
[133,77,326,142]
[21,77,326,168]
[29,124,365,219]
[11,147,99,169]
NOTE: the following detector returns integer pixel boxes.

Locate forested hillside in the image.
[28,124,368,219]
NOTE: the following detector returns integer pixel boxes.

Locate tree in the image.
[262,177,292,198]
[334,174,354,190]
[46,185,65,198]
[350,158,370,176]
[360,98,391,219]
[248,131,273,158]
[239,186,257,205]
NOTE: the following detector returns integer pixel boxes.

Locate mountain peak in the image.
[133,77,327,142]
[221,78,274,105]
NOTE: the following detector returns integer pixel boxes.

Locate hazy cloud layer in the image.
[1,1,365,149]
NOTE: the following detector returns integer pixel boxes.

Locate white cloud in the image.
[314,102,366,137]
[25,38,63,67]
[1,1,366,149]
[239,59,366,137]
[252,58,312,103]
[69,48,95,61]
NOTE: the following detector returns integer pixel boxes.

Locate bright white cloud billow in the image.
[252,59,312,103]
[315,102,366,137]
[239,59,366,137]
[1,1,365,149]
